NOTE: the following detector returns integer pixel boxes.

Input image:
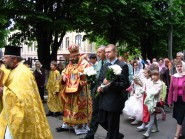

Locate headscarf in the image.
[173,62,185,78]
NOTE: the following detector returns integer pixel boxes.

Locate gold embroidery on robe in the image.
[46,70,63,112]
[61,56,92,125]
[0,63,53,139]
[0,64,10,113]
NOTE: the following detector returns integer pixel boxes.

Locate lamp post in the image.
[168,24,173,60]
[168,0,173,60]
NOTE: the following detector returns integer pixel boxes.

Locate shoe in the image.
[145,124,149,128]
[56,127,74,132]
[46,111,53,116]
[105,133,124,139]
[52,112,61,117]
[151,129,159,133]
[137,124,145,129]
[119,133,124,139]
[143,133,149,138]
[131,120,139,125]
[138,127,147,132]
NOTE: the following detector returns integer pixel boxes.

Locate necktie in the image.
[98,61,104,81]
[108,62,112,66]
[101,61,104,71]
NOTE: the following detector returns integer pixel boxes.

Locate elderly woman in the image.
[168,61,185,139]
[34,61,45,102]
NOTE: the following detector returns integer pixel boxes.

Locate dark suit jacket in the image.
[99,59,130,112]
[34,68,45,87]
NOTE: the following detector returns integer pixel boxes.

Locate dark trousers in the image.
[99,110,120,139]
[86,96,100,137]
[38,86,45,100]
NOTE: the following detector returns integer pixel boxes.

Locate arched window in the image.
[75,34,82,47]
[66,37,69,48]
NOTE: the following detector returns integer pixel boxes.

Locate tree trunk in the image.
[140,36,153,61]
[36,23,52,70]
[141,39,147,60]
[51,42,59,61]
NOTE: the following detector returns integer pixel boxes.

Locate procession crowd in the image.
[0,44,184,139]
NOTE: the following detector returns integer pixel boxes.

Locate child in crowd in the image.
[156,82,167,120]
[46,61,62,117]
[137,68,152,130]
[143,70,163,138]
[123,76,144,125]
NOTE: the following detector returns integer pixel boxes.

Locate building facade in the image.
[5,31,96,61]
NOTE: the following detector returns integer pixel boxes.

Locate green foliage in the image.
[1,0,95,69]
[0,0,185,64]
[84,0,185,59]
[0,15,9,48]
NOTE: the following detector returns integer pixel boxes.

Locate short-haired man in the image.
[97,44,130,139]
[89,54,98,70]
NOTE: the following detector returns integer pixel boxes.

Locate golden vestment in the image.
[61,56,92,125]
[0,64,10,113]
[46,70,62,112]
[0,63,53,139]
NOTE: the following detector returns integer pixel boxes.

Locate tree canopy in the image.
[1,0,91,69]
[0,0,185,68]
[85,0,185,60]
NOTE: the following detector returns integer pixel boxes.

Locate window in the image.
[59,42,63,50]
[31,46,33,52]
[66,37,69,48]
[33,42,37,52]
[21,46,24,53]
[75,34,82,47]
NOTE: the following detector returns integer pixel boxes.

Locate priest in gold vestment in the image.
[46,61,62,117]
[0,61,10,113]
[0,46,53,139]
[56,44,92,135]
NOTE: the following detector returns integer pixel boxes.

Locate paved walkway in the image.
[46,105,176,139]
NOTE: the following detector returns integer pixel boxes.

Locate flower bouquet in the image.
[83,67,97,86]
[101,64,122,88]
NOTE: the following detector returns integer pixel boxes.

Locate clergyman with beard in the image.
[0,46,52,139]
[56,44,92,135]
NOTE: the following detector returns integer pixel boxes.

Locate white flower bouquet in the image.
[83,67,97,85]
[101,64,122,88]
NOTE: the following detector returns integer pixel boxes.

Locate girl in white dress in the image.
[123,76,144,125]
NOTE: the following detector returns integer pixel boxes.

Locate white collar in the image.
[108,58,118,65]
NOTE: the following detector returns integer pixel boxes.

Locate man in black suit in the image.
[97,44,130,139]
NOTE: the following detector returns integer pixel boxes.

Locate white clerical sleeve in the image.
[5,126,12,139]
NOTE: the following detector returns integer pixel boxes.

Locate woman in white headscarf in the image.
[168,61,185,139]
